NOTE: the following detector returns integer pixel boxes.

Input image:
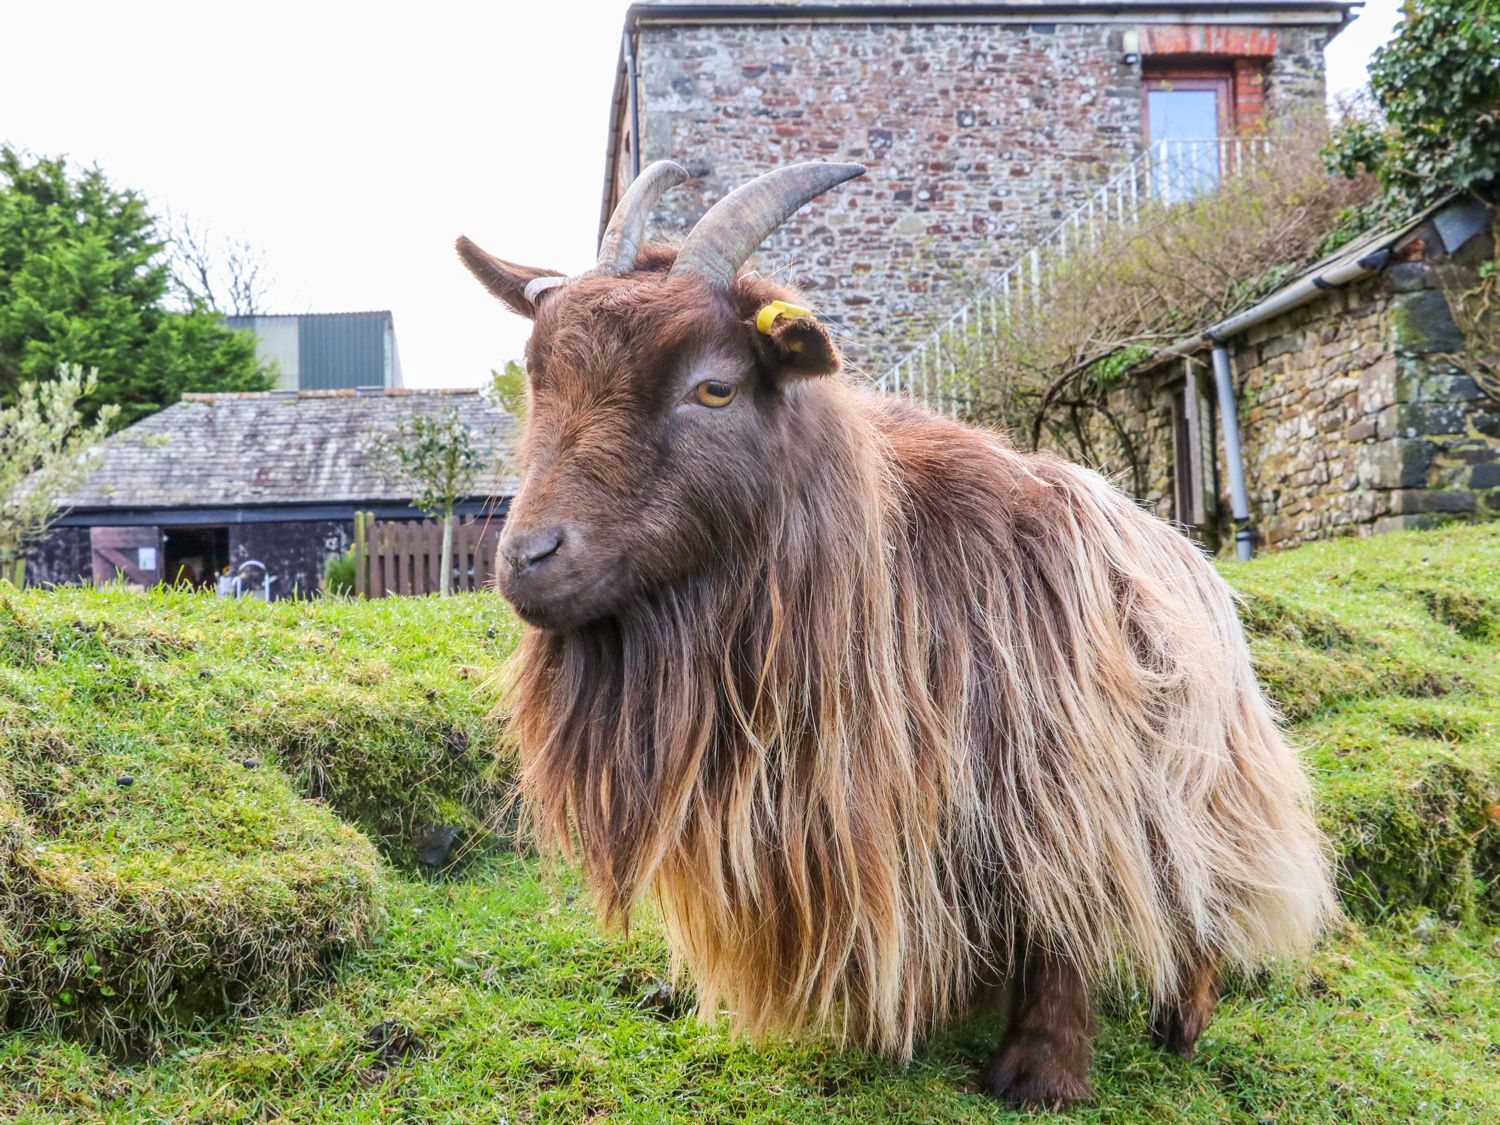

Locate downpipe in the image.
[1210,343,1253,561]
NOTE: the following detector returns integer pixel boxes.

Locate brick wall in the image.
[624,17,1331,374]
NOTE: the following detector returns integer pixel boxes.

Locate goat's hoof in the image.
[1148,999,1215,1058]
[980,1043,1092,1109]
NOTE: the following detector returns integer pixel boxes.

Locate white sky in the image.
[3,0,1398,389]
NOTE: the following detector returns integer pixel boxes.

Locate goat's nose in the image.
[502,527,564,571]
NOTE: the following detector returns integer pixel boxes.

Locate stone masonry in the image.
[613,3,1342,375]
[1077,206,1500,552]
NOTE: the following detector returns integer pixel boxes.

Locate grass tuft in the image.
[0,587,518,1048]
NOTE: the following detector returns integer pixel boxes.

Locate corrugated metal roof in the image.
[55,389,519,511]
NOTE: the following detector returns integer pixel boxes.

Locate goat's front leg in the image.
[980,943,1095,1108]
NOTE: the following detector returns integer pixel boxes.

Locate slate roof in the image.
[56,388,519,511]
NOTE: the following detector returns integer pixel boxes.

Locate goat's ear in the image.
[455,236,562,320]
[759,314,840,380]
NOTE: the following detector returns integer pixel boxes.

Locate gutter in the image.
[627,2,1359,24]
[598,30,637,243]
[1146,198,1455,559]
[51,497,510,529]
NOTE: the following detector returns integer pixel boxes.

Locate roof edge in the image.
[627,2,1362,25]
[179,387,484,403]
[1130,192,1469,375]
[222,310,395,320]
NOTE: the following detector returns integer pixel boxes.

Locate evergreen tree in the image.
[0,147,273,425]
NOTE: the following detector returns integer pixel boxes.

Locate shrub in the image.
[1326,0,1500,211]
[323,548,356,597]
[950,116,1375,443]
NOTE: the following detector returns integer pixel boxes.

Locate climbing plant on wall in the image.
[1327,0,1500,209]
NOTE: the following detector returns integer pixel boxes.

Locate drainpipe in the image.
[1155,240,1408,562]
[623,30,642,181]
[1210,343,1253,561]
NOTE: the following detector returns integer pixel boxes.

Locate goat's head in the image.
[458,161,865,631]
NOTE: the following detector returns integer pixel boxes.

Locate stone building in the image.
[602,0,1357,374]
[26,389,517,597]
[1075,195,1500,554]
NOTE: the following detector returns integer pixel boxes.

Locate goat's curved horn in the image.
[669,162,865,288]
[595,160,690,276]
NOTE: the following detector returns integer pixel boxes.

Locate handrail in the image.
[877,137,1270,414]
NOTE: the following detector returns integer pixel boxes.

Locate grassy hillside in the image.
[0,589,516,1047]
[1,522,1497,1123]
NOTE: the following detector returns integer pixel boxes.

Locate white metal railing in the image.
[877,137,1270,414]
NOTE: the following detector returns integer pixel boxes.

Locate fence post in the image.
[353,511,367,599]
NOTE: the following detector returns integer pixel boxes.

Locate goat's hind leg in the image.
[1148,948,1223,1057]
[980,944,1095,1108]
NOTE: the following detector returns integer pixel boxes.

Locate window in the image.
[1144,72,1232,201]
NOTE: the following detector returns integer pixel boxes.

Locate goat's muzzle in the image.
[497,522,618,631]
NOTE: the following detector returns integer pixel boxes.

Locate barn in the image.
[26,388,517,597]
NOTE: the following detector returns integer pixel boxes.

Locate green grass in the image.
[3,858,1496,1124]
[0,522,1497,1122]
[1225,525,1500,922]
[0,587,517,1046]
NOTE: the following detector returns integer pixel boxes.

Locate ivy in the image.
[1327,0,1500,210]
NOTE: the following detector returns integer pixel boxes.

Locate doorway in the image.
[1143,70,1233,202]
[162,526,230,589]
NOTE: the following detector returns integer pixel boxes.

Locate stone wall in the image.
[229,519,354,600]
[23,526,91,587]
[624,15,1332,375]
[1069,211,1500,552]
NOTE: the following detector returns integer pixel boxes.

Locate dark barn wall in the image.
[24,527,93,587]
[229,520,353,600]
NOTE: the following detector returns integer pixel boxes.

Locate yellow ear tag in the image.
[756,300,812,335]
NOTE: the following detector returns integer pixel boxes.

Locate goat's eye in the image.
[693,380,737,408]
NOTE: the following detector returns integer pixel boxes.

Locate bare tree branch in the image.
[166,212,271,315]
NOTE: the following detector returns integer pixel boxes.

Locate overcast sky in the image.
[3,0,1399,388]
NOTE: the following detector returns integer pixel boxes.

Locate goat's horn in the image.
[596,160,690,276]
[669,162,865,288]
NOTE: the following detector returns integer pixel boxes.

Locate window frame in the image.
[1141,69,1236,140]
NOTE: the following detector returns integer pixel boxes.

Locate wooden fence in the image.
[353,512,503,598]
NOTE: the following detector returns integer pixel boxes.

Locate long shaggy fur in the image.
[503,377,1336,1062]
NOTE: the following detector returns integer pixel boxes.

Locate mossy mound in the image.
[1,587,517,863]
[1225,522,1500,922]
[0,587,518,1047]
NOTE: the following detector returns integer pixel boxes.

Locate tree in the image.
[485,359,528,420]
[0,147,274,426]
[364,408,484,596]
[1327,0,1500,209]
[0,365,118,583]
[166,213,271,316]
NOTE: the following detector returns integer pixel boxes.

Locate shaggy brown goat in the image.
[457,161,1336,1107]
